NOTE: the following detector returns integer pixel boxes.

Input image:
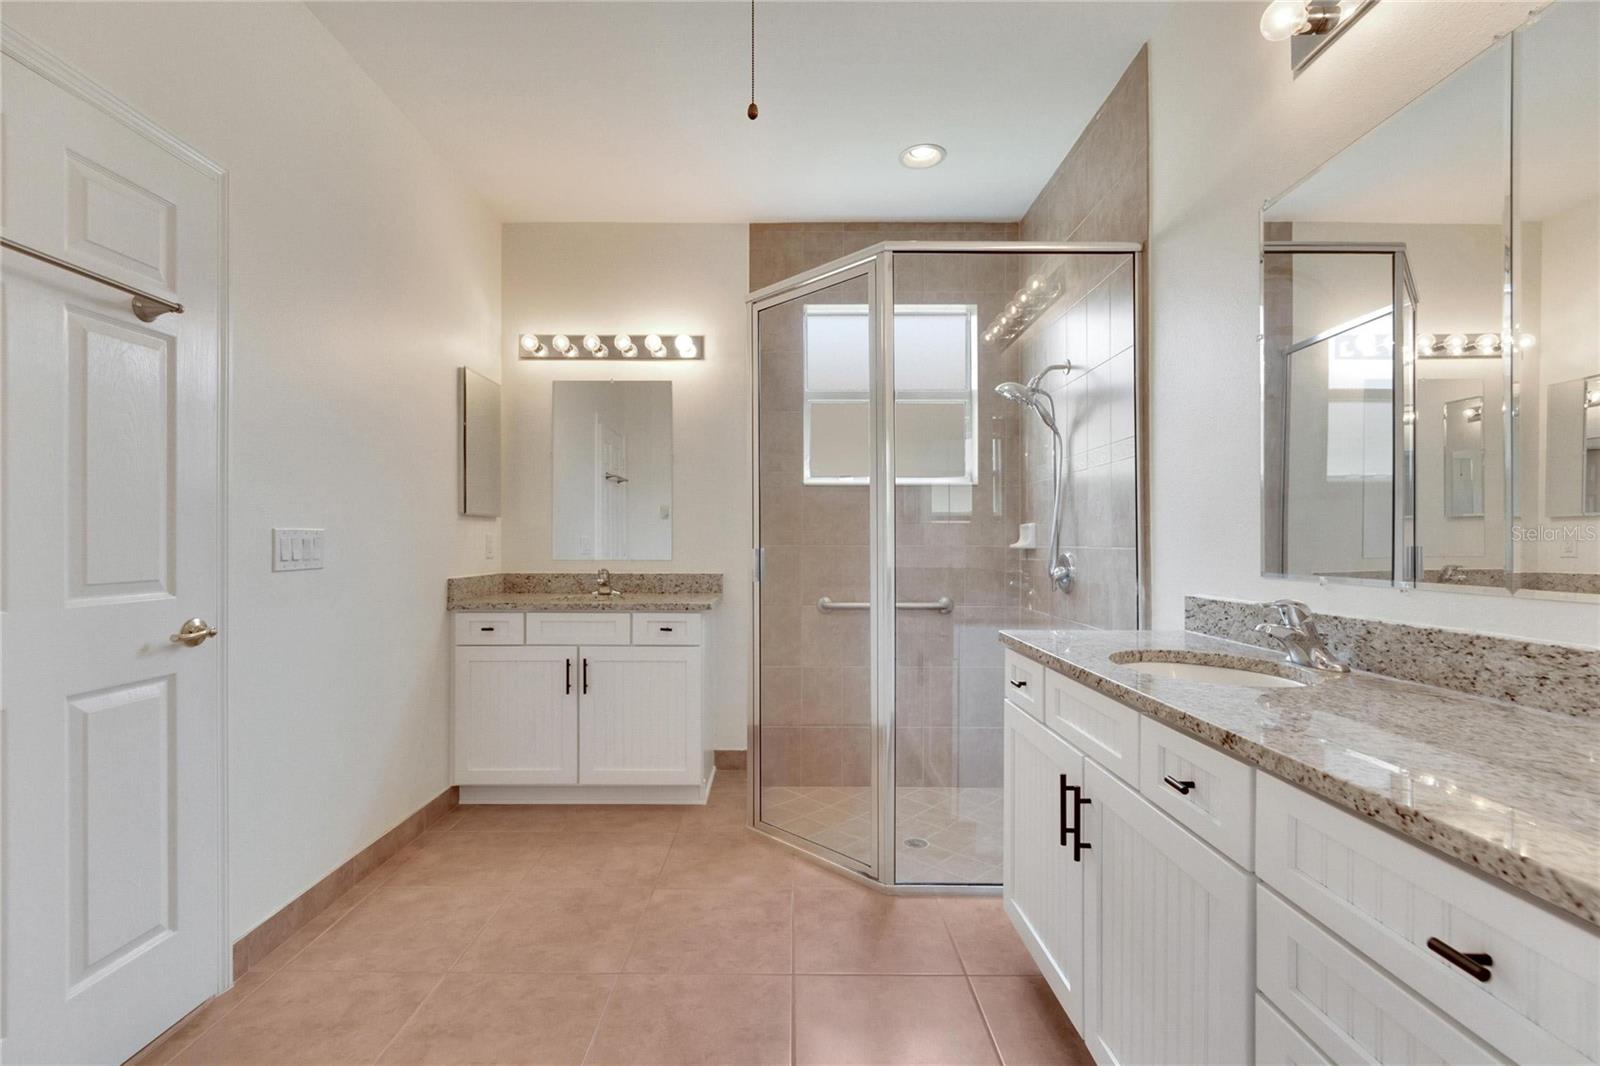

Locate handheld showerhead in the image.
[992,375,1075,592]
[993,380,1059,434]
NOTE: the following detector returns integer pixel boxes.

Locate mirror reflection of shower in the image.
[996,362,1075,591]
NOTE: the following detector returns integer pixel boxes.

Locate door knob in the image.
[169,618,218,647]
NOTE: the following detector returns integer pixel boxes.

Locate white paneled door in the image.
[2,53,224,1065]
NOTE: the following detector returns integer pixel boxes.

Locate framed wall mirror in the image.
[551,380,673,561]
[1260,0,1598,600]
[459,367,501,517]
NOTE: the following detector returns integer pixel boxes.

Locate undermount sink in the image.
[1108,651,1308,689]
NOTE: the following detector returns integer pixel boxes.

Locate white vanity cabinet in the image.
[1001,655,1600,1066]
[453,611,712,802]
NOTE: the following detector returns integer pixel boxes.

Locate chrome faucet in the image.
[593,568,621,598]
[1254,599,1349,673]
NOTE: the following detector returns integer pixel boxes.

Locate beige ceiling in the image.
[308,1,1167,223]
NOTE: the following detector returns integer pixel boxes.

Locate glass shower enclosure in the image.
[748,242,1142,886]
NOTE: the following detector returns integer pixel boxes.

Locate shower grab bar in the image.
[817,596,953,614]
[1,237,184,321]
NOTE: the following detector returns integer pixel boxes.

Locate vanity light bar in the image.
[517,333,705,361]
[1415,331,1536,358]
[981,270,1064,348]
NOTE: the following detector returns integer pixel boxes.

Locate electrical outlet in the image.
[272,528,325,572]
[485,531,496,560]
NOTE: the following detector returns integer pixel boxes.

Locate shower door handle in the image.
[816,596,954,613]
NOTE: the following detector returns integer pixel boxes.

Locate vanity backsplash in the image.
[1185,595,1599,718]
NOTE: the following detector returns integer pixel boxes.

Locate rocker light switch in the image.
[273,528,325,572]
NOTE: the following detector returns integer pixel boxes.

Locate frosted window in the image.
[802,304,976,484]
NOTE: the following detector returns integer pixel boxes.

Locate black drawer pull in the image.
[565,658,572,695]
[479,626,495,633]
[582,657,590,695]
[659,626,674,633]
[1163,775,1196,795]
[1427,937,1493,982]
[1009,679,1028,689]
[1059,776,1093,862]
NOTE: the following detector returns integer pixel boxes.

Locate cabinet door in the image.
[453,645,578,785]
[1082,761,1252,1066]
[579,645,703,785]
[1004,700,1088,1027]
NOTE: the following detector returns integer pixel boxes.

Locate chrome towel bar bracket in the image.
[817,596,953,614]
[2,237,184,322]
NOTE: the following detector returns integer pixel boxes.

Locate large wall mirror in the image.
[1260,0,1597,599]
[551,380,673,560]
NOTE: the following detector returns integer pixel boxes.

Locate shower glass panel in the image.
[754,268,877,874]
[751,243,1142,888]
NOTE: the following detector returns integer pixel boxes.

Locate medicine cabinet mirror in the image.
[1260,0,1598,599]
[551,380,673,561]
[459,367,501,517]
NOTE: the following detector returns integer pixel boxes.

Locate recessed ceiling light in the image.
[900,143,946,169]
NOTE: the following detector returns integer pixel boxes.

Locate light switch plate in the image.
[273,528,325,572]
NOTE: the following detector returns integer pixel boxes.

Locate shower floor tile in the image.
[760,786,1004,885]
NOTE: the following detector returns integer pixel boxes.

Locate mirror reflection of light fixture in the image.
[518,332,704,362]
[1261,0,1374,73]
[1417,331,1514,359]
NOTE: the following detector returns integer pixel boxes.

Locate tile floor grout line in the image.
[963,972,1009,1066]
[366,971,449,1066]
[136,967,277,1063]
[576,974,621,1066]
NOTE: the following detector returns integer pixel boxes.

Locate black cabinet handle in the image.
[582,657,590,695]
[1009,679,1028,689]
[565,658,572,695]
[479,626,494,633]
[1059,775,1093,862]
[1427,937,1493,982]
[1163,775,1196,796]
[659,626,674,633]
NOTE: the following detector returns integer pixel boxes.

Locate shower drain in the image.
[902,837,930,849]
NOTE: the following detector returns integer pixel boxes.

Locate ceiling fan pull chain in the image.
[747,0,759,120]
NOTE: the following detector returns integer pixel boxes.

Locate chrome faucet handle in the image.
[1268,599,1313,628]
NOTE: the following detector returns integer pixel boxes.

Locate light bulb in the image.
[518,334,547,358]
[1416,332,1435,353]
[674,334,698,359]
[615,334,637,358]
[583,334,609,358]
[1260,0,1309,41]
[518,334,536,352]
[644,334,667,358]
[899,143,946,169]
[1517,332,1537,350]
[1472,333,1500,353]
[551,334,574,356]
[1029,276,1044,292]
[1444,333,1468,355]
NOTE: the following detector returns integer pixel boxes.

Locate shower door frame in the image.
[748,240,1145,889]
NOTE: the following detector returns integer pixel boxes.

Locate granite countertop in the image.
[449,590,720,612]
[998,628,1600,928]
[447,572,722,612]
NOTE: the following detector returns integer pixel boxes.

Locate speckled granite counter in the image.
[999,628,1600,928]
[448,572,721,612]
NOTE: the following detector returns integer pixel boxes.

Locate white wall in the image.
[500,223,752,749]
[2,2,504,938]
[1145,0,1599,646]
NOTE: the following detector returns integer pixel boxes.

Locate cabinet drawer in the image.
[1043,672,1139,785]
[1255,993,1333,1066]
[1139,717,1254,868]
[1257,775,1600,1065]
[632,613,703,646]
[524,612,633,646]
[453,612,525,645]
[1258,887,1505,1065]
[1001,650,1044,720]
